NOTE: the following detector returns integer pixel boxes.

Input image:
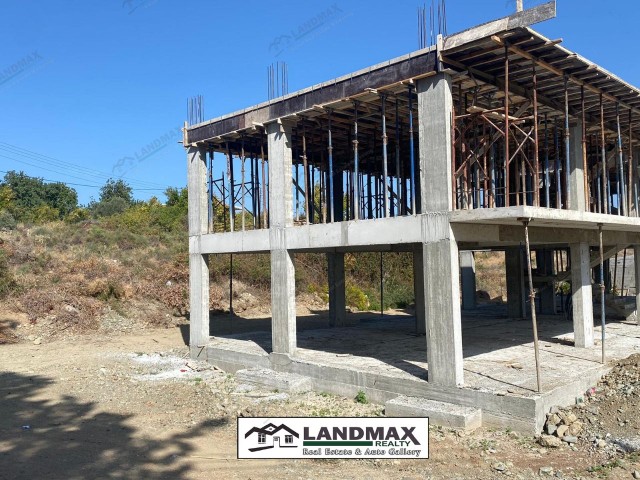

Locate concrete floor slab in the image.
[204,307,640,433]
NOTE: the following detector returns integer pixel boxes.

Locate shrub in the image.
[346,283,369,311]
[0,210,16,230]
[354,390,368,404]
[92,197,129,217]
[0,249,16,297]
[65,208,90,223]
[31,204,60,224]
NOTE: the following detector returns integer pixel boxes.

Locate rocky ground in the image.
[1,322,640,480]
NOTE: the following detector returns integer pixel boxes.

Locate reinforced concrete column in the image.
[570,243,594,347]
[417,229,464,387]
[569,120,586,211]
[417,72,453,212]
[460,251,476,310]
[505,247,525,319]
[327,253,346,327]
[413,245,426,334]
[416,73,463,387]
[187,146,210,356]
[635,245,640,326]
[267,121,296,355]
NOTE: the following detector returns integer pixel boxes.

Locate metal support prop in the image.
[241,137,246,231]
[208,149,213,233]
[554,124,561,209]
[353,101,360,220]
[250,148,256,228]
[395,97,401,216]
[628,110,634,216]
[544,114,550,207]
[598,223,605,364]
[408,85,416,214]
[381,94,389,217]
[261,140,268,228]
[229,253,234,315]
[504,45,510,207]
[532,61,540,206]
[600,94,608,214]
[522,219,542,393]
[380,252,384,318]
[563,76,571,210]
[226,143,235,232]
[616,104,626,216]
[621,248,627,294]
[302,126,310,224]
[327,109,335,223]
[221,172,227,231]
[581,86,589,210]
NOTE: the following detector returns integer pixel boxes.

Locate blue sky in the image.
[0,0,637,205]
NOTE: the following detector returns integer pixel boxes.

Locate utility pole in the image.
[516,0,523,12]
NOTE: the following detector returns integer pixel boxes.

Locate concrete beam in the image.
[570,243,594,347]
[452,222,640,247]
[442,1,556,51]
[327,253,346,327]
[460,251,477,310]
[186,51,436,143]
[417,73,453,212]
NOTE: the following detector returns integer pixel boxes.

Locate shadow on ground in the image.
[0,372,228,480]
[0,318,18,344]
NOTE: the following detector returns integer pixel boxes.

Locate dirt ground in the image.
[1,320,640,479]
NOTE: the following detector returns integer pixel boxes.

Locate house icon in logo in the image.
[244,423,300,452]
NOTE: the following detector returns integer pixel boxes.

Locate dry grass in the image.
[475,251,507,302]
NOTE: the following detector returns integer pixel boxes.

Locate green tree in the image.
[165,186,188,208]
[99,179,133,205]
[43,182,78,217]
[0,171,78,221]
[2,171,44,210]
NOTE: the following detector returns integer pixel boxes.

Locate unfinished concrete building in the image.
[183,2,640,432]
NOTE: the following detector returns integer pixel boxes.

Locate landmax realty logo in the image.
[112,126,182,177]
[237,417,429,459]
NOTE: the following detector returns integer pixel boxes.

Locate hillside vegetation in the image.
[0,171,419,343]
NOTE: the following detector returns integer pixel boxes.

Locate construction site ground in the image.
[2,312,640,480]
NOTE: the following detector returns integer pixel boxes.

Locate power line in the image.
[0,141,169,190]
[0,169,166,191]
